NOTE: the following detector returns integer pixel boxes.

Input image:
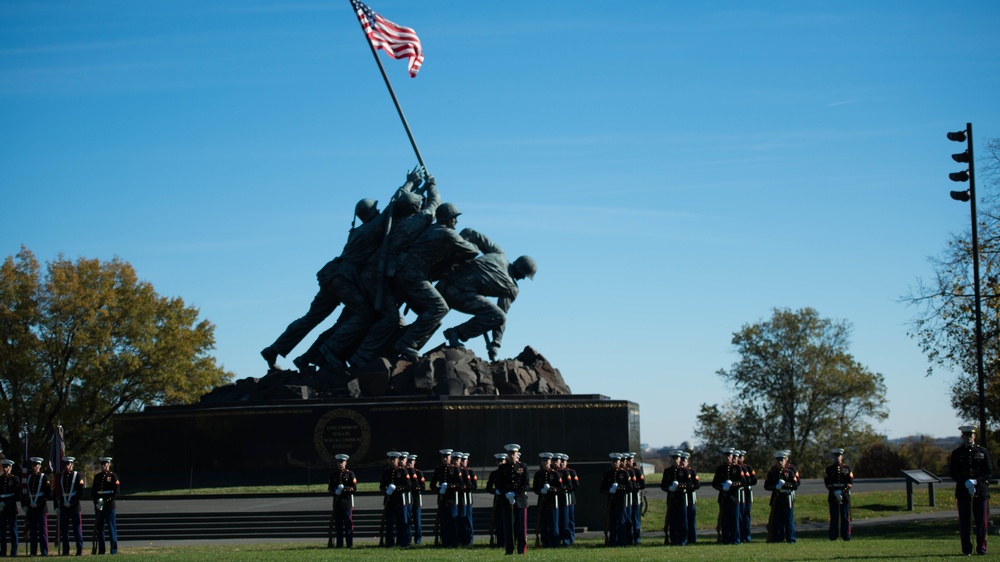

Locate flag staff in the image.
[351,1,426,170]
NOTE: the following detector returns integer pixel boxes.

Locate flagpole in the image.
[352,1,426,170]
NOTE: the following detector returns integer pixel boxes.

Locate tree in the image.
[695,307,888,477]
[898,435,950,476]
[0,246,232,461]
[904,138,1000,437]
[854,442,906,478]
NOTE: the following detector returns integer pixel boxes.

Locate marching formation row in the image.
[2,425,988,555]
[0,456,120,556]
[325,444,856,553]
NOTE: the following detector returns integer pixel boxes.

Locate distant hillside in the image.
[887,435,961,449]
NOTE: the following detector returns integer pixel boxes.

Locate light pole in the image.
[948,122,986,440]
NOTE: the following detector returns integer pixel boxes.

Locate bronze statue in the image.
[260,168,423,371]
[389,202,479,360]
[343,173,441,368]
[437,229,536,361]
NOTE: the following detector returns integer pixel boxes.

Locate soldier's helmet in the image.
[394,192,423,217]
[355,198,379,222]
[435,202,462,223]
[511,256,537,280]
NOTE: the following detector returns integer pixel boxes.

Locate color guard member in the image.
[58,457,85,556]
[950,425,991,556]
[91,456,120,555]
[328,453,356,548]
[0,459,20,557]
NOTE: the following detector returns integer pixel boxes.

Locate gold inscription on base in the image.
[313,408,371,464]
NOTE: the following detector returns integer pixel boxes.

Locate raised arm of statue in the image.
[420,180,441,216]
[393,165,425,200]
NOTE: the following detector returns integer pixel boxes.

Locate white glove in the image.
[30,501,37,509]
[386,483,396,495]
[669,481,678,492]
[495,489,501,496]
[439,483,448,495]
[966,479,977,495]
[609,483,618,493]
[506,491,516,505]
[541,483,550,494]
[777,479,786,489]
[63,500,71,508]
[335,484,344,496]
[722,480,732,492]
[833,490,842,502]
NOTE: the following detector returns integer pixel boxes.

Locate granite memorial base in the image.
[114,394,639,532]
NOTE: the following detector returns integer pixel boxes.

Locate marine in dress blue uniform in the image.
[496,444,530,555]
[406,454,425,545]
[462,453,477,545]
[328,454,356,548]
[429,449,460,547]
[485,453,507,548]
[736,449,758,543]
[950,425,992,556]
[24,457,50,556]
[763,450,798,544]
[599,453,631,547]
[682,452,700,544]
[824,448,853,541]
[58,457,86,556]
[711,448,744,545]
[398,451,413,541]
[0,459,20,557]
[91,457,120,555]
[532,453,563,547]
[625,453,644,544]
[661,450,690,545]
[451,452,467,545]
[555,453,578,546]
[379,451,411,547]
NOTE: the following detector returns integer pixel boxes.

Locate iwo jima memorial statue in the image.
[113,0,638,532]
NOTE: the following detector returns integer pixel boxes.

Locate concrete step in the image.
[46,508,501,541]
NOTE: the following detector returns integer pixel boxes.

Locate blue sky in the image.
[3,1,999,448]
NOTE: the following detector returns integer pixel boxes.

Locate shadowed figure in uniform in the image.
[388,202,479,361]
[436,228,536,360]
[347,174,442,368]
[950,425,991,556]
[260,167,423,371]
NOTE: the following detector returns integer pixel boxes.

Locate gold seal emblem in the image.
[313,408,371,465]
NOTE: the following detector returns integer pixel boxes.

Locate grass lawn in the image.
[108,521,967,561]
[640,488,958,532]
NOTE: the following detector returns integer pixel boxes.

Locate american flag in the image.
[49,425,65,500]
[351,0,424,77]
